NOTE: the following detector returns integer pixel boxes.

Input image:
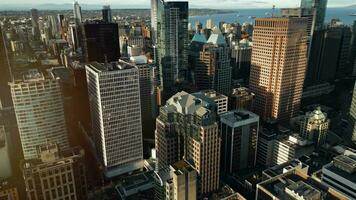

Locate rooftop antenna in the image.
[272,5,275,18]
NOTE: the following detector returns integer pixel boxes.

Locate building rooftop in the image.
[207,26,226,46]
[171,160,195,176]
[164,91,215,117]
[191,32,207,43]
[324,152,356,183]
[219,110,259,127]
[86,60,136,73]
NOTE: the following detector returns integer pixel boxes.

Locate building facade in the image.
[21,143,87,200]
[219,110,259,174]
[86,61,143,178]
[9,69,69,159]
[300,107,330,147]
[249,18,308,122]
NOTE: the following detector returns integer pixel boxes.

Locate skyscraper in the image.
[300,107,330,147]
[156,0,189,100]
[73,1,82,25]
[150,0,158,43]
[83,22,120,63]
[195,27,231,94]
[9,69,69,159]
[170,160,197,200]
[350,82,356,143]
[301,0,327,31]
[155,91,220,194]
[230,39,252,83]
[0,26,12,108]
[219,110,259,174]
[30,9,41,40]
[102,5,112,23]
[228,87,255,111]
[21,143,87,200]
[86,61,143,178]
[249,18,308,122]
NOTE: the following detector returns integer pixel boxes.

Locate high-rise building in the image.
[230,39,252,83]
[73,1,82,25]
[102,5,112,23]
[195,27,231,94]
[206,19,214,29]
[9,69,69,159]
[155,91,220,194]
[30,9,41,40]
[300,107,330,147]
[272,134,314,166]
[86,61,143,178]
[151,0,158,43]
[350,21,356,76]
[83,22,120,63]
[350,82,356,143]
[307,25,352,84]
[170,160,197,200]
[154,160,197,200]
[21,143,87,200]
[301,0,327,31]
[131,56,158,139]
[249,18,308,122]
[193,90,228,115]
[0,26,12,108]
[219,110,259,174]
[156,0,189,100]
[228,87,255,111]
[256,121,278,167]
[321,150,356,200]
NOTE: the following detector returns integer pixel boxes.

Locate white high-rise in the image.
[73,1,82,25]
[9,69,69,159]
[86,61,143,178]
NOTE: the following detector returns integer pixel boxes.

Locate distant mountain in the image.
[346,4,356,9]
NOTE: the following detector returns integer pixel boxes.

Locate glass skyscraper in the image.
[156,0,189,100]
[301,0,328,31]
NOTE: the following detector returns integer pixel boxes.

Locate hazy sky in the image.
[0,0,355,8]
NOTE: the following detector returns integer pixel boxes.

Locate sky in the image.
[0,0,355,9]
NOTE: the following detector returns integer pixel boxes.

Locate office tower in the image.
[228,87,255,111]
[170,160,197,200]
[102,5,112,23]
[0,26,12,108]
[281,8,314,38]
[195,21,203,33]
[188,32,207,78]
[0,126,12,178]
[131,56,158,139]
[193,90,228,115]
[301,0,327,31]
[156,0,189,100]
[151,0,158,43]
[350,82,356,143]
[350,21,356,75]
[256,121,278,167]
[307,25,352,84]
[119,35,144,57]
[257,160,347,200]
[300,107,330,147]
[0,178,19,200]
[321,150,356,199]
[86,61,143,177]
[249,18,308,122]
[206,19,214,29]
[230,39,252,83]
[69,24,83,51]
[21,143,87,200]
[83,22,120,63]
[154,160,197,200]
[219,110,259,174]
[195,27,231,94]
[30,9,40,40]
[272,134,314,165]
[73,1,82,25]
[155,91,220,194]
[9,69,69,159]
